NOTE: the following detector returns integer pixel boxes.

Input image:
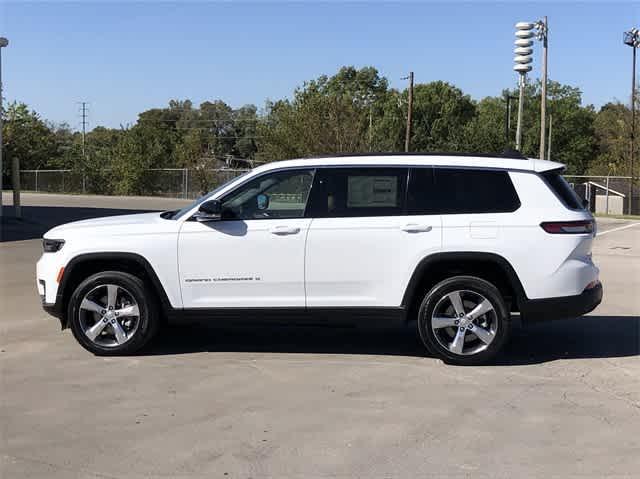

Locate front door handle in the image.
[270,225,301,235]
[401,224,432,233]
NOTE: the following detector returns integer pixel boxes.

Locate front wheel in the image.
[68,271,159,355]
[417,276,511,365]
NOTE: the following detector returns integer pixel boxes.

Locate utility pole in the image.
[11,150,20,218]
[80,101,88,159]
[8,99,19,218]
[547,114,553,160]
[505,95,517,146]
[624,28,639,215]
[633,44,636,187]
[538,16,548,161]
[0,37,8,219]
[505,95,510,144]
[79,102,89,194]
[369,106,373,152]
[633,44,637,215]
[367,93,374,152]
[403,72,414,152]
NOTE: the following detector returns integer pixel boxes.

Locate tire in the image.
[68,271,160,355]
[417,275,511,366]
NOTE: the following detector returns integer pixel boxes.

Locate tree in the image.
[232,104,259,161]
[257,66,390,162]
[458,96,507,154]
[405,81,476,152]
[3,67,620,197]
[110,122,176,195]
[454,80,597,174]
[498,80,597,174]
[375,81,477,153]
[2,103,64,172]
[589,100,638,177]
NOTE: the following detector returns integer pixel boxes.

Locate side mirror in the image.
[194,200,222,222]
[582,198,590,210]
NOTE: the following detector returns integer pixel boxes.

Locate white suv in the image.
[37,153,602,365]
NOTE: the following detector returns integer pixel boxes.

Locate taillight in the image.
[540,220,595,234]
[584,280,600,290]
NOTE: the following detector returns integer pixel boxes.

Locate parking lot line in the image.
[597,223,639,236]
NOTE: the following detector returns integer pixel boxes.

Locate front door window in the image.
[220,169,315,220]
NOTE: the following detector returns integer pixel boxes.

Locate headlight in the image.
[43,238,65,253]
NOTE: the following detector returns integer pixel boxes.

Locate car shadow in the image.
[144,315,639,365]
[495,315,639,365]
[1,205,156,242]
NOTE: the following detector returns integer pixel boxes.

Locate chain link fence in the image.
[19,168,249,199]
[565,175,638,216]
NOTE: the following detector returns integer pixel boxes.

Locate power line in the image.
[173,130,264,136]
[137,119,261,123]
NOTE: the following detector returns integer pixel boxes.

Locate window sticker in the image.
[347,176,398,208]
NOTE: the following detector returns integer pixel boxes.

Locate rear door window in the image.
[407,167,438,214]
[307,168,407,218]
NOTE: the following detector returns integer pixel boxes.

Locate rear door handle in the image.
[270,225,301,235]
[401,224,432,233]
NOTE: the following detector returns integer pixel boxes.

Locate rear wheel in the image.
[68,271,159,355]
[417,276,511,365]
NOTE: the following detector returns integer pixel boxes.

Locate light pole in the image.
[513,20,548,155]
[623,28,639,215]
[537,17,548,161]
[513,22,535,151]
[0,37,7,219]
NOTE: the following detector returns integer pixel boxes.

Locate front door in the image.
[178,168,315,308]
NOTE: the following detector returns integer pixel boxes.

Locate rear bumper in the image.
[520,281,603,322]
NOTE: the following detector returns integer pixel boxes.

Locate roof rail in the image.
[305,151,528,160]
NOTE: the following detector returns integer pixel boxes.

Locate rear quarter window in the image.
[541,170,584,210]
[416,168,520,214]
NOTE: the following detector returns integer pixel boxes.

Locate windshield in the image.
[169,172,250,220]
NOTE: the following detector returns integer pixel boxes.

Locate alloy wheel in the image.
[78,284,141,348]
[431,289,498,356]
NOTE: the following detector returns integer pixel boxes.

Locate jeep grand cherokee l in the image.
[37,153,602,365]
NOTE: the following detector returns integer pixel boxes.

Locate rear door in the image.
[304,167,442,308]
[434,167,522,252]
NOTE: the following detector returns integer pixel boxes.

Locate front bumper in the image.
[40,279,64,321]
[38,279,57,317]
[519,281,603,322]
[37,251,67,323]
[42,301,61,319]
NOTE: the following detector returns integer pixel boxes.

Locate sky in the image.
[1,1,638,130]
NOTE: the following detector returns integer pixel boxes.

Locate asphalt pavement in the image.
[1,192,639,479]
